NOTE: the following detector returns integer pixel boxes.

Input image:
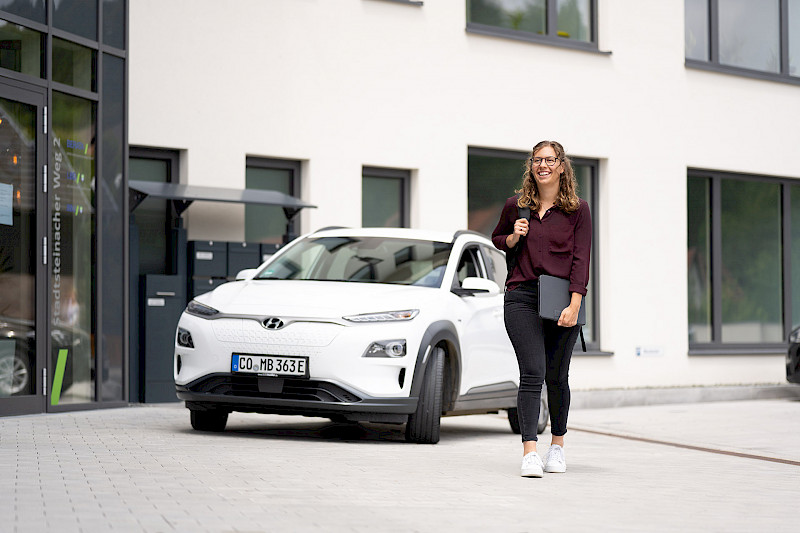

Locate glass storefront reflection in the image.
[0,1,46,24]
[50,91,95,404]
[0,19,45,78]
[53,38,96,92]
[0,96,36,398]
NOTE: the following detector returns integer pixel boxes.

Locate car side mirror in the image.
[457,277,501,296]
[235,268,257,281]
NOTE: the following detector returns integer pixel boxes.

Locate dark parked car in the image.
[0,316,81,397]
[788,326,800,384]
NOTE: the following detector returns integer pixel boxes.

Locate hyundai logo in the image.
[261,317,285,330]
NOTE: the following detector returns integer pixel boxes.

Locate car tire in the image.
[190,409,228,432]
[537,388,549,435]
[507,407,521,434]
[507,390,549,435]
[405,346,444,444]
[0,350,31,396]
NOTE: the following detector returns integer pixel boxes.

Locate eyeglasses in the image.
[532,157,559,167]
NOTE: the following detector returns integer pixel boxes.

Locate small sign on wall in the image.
[635,345,664,357]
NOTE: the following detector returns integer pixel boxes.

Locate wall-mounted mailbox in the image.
[227,242,261,277]
[189,241,227,277]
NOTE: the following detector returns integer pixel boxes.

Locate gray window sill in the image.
[366,0,423,6]
[686,59,800,87]
[688,345,786,356]
[575,349,614,357]
[466,23,610,55]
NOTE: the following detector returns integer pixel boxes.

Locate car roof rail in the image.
[451,229,489,243]
[314,226,348,233]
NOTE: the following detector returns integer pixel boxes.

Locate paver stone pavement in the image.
[0,397,798,532]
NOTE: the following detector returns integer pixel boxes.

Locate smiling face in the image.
[532,145,563,189]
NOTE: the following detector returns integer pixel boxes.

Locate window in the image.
[257,236,452,288]
[53,0,97,41]
[687,171,799,350]
[457,247,484,285]
[466,0,598,51]
[362,166,410,228]
[0,0,45,24]
[51,91,96,404]
[685,0,800,83]
[53,38,96,92]
[129,148,178,276]
[100,54,125,401]
[0,19,44,78]
[482,245,508,288]
[103,0,126,50]
[467,147,600,351]
[245,158,301,244]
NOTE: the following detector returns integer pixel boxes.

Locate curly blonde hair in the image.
[516,140,580,214]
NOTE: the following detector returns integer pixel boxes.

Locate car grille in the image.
[188,374,363,403]
[211,319,341,357]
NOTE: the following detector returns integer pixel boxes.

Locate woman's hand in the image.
[557,292,583,327]
[505,218,529,248]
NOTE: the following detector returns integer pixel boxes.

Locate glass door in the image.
[0,82,45,415]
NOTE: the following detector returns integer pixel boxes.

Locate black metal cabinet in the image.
[142,275,185,403]
[227,242,261,277]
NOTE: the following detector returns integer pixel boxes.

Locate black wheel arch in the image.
[409,321,461,413]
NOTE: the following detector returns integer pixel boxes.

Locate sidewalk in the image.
[1,397,798,532]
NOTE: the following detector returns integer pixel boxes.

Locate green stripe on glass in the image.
[50,348,69,406]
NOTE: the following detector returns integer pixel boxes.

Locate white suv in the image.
[174,227,545,443]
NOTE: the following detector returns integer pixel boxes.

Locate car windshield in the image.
[255,236,453,287]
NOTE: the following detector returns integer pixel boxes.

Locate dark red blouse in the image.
[491,195,592,295]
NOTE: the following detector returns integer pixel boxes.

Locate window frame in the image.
[466,146,602,354]
[366,0,423,6]
[245,156,302,243]
[685,0,800,86]
[361,165,411,229]
[465,0,605,54]
[687,168,795,355]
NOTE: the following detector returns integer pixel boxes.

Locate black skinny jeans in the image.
[504,284,580,442]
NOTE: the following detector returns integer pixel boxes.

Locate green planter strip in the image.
[50,349,69,406]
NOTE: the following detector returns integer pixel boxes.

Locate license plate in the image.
[231,354,309,377]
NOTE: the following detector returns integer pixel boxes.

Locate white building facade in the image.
[128,0,800,392]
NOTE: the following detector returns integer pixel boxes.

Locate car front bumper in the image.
[176,373,418,423]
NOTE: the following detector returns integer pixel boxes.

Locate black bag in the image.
[505,205,531,278]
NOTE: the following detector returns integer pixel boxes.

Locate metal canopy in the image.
[128,180,316,217]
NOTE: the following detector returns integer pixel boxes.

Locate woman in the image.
[491,140,591,477]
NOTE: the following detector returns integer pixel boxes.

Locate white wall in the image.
[129,0,797,389]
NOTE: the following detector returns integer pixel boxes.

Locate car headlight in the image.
[363,340,406,358]
[789,327,800,344]
[176,327,194,348]
[186,300,220,318]
[343,309,419,322]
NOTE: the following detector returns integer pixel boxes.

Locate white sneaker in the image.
[544,444,566,473]
[520,452,544,477]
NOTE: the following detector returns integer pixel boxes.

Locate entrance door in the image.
[0,82,45,415]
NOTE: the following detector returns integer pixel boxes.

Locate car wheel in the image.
[405,346,444,444]
[508,396,548,435]
[537,388,549,435]
[507,407,521,434]
[190,409,228,432]
[0,352,31,396]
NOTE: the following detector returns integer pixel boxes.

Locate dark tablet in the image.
[538,274,586,325]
